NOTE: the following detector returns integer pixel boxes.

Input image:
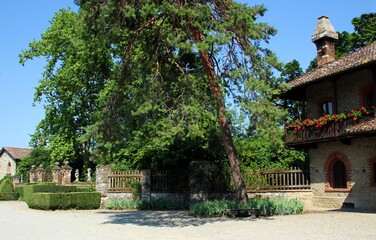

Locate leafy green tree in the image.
[280,60,305,121]
[336,13,376,57]
[16,147,51,182]
[76,0,280,203]
[20,9,111,171]
[235,59,307,171]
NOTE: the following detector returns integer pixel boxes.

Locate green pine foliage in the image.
[19,1,308,179]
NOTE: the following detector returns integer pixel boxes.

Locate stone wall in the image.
[95,165,314,208]
[309,137,376,209]
[0,152,17,179]
[306,68,372,119]
[336,69,372,111]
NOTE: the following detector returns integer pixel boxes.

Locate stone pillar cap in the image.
[311,16,338,42]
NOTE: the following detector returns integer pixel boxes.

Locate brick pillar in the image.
[35,164,46,182]
[141,170,151,202]
[29,165,36,183]
[95,165,111,196]
[61,161,72,185]
[51,162,62,185]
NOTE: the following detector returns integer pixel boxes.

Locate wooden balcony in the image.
[285,115,376,148]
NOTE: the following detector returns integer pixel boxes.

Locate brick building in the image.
[283,16,376,209]
[0,147,31,179]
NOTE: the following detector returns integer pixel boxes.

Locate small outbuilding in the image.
[0,147,31,179]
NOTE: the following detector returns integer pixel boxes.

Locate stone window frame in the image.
[368,157,376,187]
[324,152,352,192]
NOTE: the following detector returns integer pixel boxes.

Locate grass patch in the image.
[105,198,188,210]
[189,198,304,217]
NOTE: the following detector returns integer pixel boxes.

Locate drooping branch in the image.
[188,23,248,203]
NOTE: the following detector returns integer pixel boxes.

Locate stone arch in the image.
[324,152,352,192]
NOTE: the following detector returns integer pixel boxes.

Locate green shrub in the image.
[0,178,19,200]
[0,175,12,185]
[15,185,24,200]
[27,192,101,210]
[76,186,95,192]
[189,198,304,217]
[105,199,140,210]
[0,192,19,200]
[70,192,101,209]
[23,183,100,210]
[0,179,14,193]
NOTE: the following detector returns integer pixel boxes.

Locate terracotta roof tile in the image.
[1,147,32,160]
[288,41,376,89]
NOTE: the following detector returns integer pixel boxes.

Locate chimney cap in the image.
[311,16,338,42]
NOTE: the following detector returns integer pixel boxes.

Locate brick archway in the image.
[324,152,352,192]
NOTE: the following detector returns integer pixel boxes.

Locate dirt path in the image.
[1,201,375,240]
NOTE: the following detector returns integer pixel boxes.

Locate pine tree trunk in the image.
[189,25,248,203]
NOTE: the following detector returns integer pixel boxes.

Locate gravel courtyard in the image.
[1,201,375,240]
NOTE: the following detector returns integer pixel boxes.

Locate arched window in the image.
[7,162,11,175]
[332,160,347,188]
[324,152,351,192]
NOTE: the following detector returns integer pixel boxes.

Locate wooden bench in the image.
[228,208,260,218]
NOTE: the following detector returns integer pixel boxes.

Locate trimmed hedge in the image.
[0,178,19,201]
[15,185,24,200]
[0,179,14,193]
[0,175,12,185]
[0,192,19,200]
[28,192,101,210]
[23,183,100,210]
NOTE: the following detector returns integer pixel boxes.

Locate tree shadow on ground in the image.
[97,210,273,227]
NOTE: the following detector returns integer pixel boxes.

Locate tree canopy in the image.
[20,1,303,202]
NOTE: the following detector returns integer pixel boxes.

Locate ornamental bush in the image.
[23,183,100,210]
[189,198,304,217]
[0,178,14,193]
[0,178,19,201]
[28,192,101,210]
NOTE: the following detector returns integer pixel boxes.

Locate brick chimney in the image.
[312,16,338,66]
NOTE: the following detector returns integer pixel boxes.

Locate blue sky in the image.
[0,0,375,148]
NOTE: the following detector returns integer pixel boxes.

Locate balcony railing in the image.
[285,115,374,147]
